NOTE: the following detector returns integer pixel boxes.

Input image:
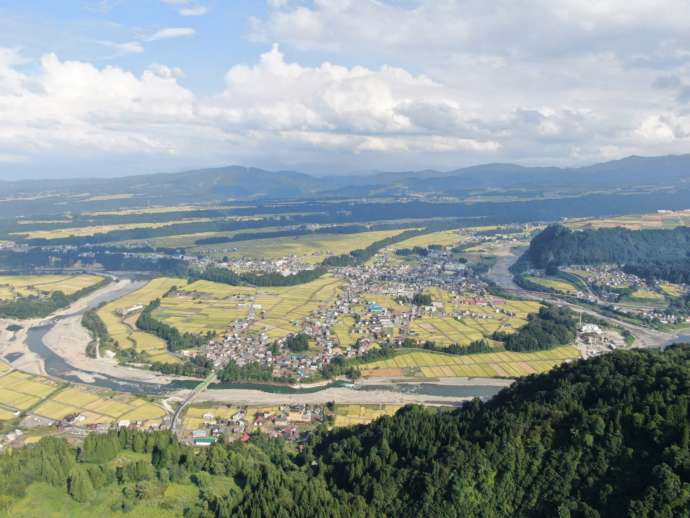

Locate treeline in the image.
[216,360,278,383]
[0,347,688,516]
[492,305,577,352]
[623,259,690,284]
[149,356,213,378]
[0,277,109,319]
[82,308,112,358]
[136,299,211,352]
[321,228,428,267]
[193,265,326,288]
[520,223,690,270]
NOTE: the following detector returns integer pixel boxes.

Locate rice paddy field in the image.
[154,275,343,340]
[334,404,401,427]
[361,346,579,379]
[0,274,103,300]
[0,365,167,426]
[196,230,405,263]
[32,386,166,426]
[97,277,181,363]
[524,276,579,294]
[182,404,240,433]
[410,289,541,346]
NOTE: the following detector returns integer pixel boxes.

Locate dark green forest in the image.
[0,346,688,517]
[520,224,690,270]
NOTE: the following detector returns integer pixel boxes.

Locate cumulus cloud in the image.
[147,27,195,41]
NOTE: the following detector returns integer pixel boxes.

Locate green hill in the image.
[1,346,688,517]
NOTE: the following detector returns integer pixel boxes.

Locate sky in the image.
[1,0,690,179]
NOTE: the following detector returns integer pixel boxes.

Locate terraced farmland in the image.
[97,277,181,363]
[0,274,104,300]
[361,346,580,379]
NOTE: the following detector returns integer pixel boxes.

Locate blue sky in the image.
[0,1,689,179]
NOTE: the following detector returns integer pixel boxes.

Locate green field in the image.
[0,274,103,300]
[196,229,406,263]
[361,346,580,378]
[524,276,579,294]
[659,282,683,297]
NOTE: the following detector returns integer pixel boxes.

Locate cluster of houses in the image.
[186,404,326,445]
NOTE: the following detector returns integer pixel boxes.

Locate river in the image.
[20,274,514,401]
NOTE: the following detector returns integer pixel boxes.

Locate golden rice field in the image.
[153,281,255,334]
[0,274,103,300]
[154,275,343,341]
[196,230,405,264]
[332,315,357,347]
[410,289,541,346]
[524,276,579,294]
[97,277,181,363]
[32,386,166,426]
[361,346,580,379]
[0,371,61,411]
[334,404,401,427]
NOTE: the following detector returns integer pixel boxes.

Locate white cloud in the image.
[180,6,207,16]
[147,27,195,41]
[147,63,185,79]
[99,40,145,55]
[161,0,208,16]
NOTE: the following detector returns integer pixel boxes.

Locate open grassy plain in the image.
[97,277,181,363]
[361,346,579,379]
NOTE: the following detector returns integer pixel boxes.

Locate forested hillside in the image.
[519,224,690,273]
[0,346,688,516]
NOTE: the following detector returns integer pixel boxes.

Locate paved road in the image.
[486,247,676,348]
[170,372,216,436]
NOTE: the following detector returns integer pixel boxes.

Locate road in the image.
[170,371,216,436]
[486,246,677,348]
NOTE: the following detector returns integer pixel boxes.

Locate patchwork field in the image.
[659,282,684,297]
[97,277,181,363]
[154,275,343,340]
[524,276,579,294]
[334,404,401,427]
[410,290,541,346]
[361,346,580,379]
[0,371,60,411]
[0,368,165,426]
[32,386,166,426]
[628,289,666,302]
[0,274,103,300]
[569,210,690,231]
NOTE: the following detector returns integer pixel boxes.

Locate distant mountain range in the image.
[1,154,689,216]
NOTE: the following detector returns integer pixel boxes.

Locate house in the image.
[193,437,216,447]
